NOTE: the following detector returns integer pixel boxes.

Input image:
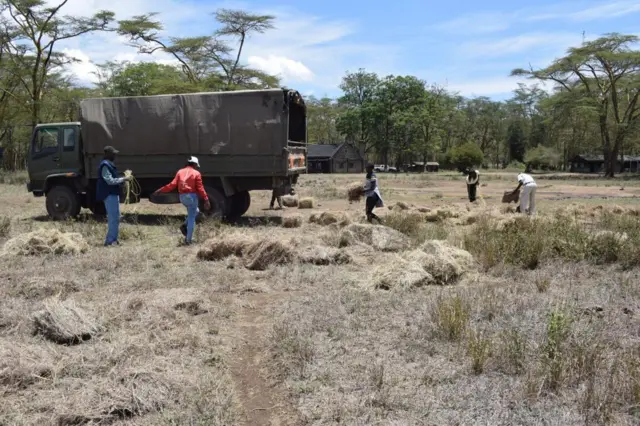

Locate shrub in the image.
[431,293,470,341]
[447,142,484,171]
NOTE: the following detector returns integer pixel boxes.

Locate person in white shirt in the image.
[512,172,537,215]
[465,168,480,202]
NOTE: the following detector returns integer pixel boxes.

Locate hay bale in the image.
[346,182,365,202]
[339,223,410,252]
[425,212,442,222]
[417,207,431,213]
[298,197,316,209]
[282,215,303,228]
[309,211,351,227]
[403,241,474,285]
[372,257,433,290]
[282,196,298,207]
[243,238,294,270]
[298,246,352,265]
[501,189,520,204]
[2,229,88,256]
[395,201,410,210]
[32,297,101,345]
[196,235,254,261]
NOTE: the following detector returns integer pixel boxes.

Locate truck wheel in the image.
[228,191,251,220]
[200,187,227,220]
[46,186,81,220]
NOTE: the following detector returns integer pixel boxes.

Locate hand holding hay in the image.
[346,182,365,203]
[501,189,520,204]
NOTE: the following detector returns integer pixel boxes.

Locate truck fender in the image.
[44,173,81,194]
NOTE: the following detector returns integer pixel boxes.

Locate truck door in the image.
[28,126,62,191]
[59,126,80,172]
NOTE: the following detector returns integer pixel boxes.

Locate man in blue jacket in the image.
[96,146,131,246]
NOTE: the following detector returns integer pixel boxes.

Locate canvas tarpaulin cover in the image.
[80,89,288,156]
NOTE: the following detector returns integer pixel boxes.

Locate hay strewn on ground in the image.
[243,239,294,271]
[0,342,54,389]
[283,215,303,228]
[196,235,255,261]
[339,223,411,252]
[298,197,316,209]
[309,211,351,227]
[282,195,298,207]
[2,229,89,256]
[372,257,433,290]
[346,183,365,202]
[403,240,475,285]
[32,297,101,345]
[298,246,352,265]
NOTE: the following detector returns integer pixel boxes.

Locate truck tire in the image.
[46,186,81,220]
[201,187,228,220]
[228,191,251,220]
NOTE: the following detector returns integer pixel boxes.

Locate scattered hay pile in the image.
[0,343,54,389]
[346,182,365,202]
[174,300,208,316]
[339,223,410,252]
[32,297,101,345]
[198,235,294,270]
[298,197,316,209]
[372,257,432,290]
[309,211,351,227]
[282,196,298,207]
[282,215,303,228]
[57,372,172,424]
[2,229,88,256]
[417,207,431,213]
[243,239,294,270]
[196,235,255,261]
[403,240,475,285]
[298,246,352,265]
[502,189,520,204]
[389,201,410,211]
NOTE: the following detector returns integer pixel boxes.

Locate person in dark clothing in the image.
[465,168,480,202]
[270,188,283,210]
[96,146,132,246]
[364,163,383,223]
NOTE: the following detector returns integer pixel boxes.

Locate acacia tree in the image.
[117,9,278,90]
[513,33,640,177]
[0,0,114,127]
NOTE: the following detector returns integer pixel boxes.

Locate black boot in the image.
[180,223,187,236]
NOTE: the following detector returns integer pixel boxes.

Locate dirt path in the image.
[229,291,301,426]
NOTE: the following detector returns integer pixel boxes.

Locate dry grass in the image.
[32,297,101,345]
[346,182,365,202]
[2,229,89,256]
[0,216,10,238]
[282,195,299,207]
[2,173,640,425]
[282,214,303,228]
[298,197,316,209]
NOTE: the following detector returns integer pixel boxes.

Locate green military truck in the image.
[26,88,308,220]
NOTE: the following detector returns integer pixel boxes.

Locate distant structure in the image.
[570,154,640,173]
[307,143,364,173]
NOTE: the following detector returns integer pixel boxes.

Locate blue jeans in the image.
[180,193,200,243]
[104,194,120,246]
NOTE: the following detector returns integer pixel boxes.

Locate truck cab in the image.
[27,122,87,219]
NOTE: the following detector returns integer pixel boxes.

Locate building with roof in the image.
[307,143,364,173]
[570,154,640,173]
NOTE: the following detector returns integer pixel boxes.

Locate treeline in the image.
[0,0,279,169]
[307,34,640,176]
[0,0,638,177]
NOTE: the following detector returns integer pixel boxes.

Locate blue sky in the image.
[58,0,640,100]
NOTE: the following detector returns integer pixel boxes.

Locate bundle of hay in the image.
[243,239,294,271]
[417,207,431,213]
[196,235,254,261]
[501,189,520,204]
[389,201,410,211]
[2,229,88,256]
[339,223,410,252]
[346,182,365,202]
[298,246,352,265]
[403,240,475,285]
[282,196,299,208]
[32,297,101,345]
[309,211,350,227]
[282,215,303,228]
[371,257,433,290]
[298,197,316,209]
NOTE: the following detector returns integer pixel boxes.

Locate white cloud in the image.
[445,77,555,97]
[247,55,313,82]
[460,32,585,58]
[433,12,514,35]
[528,0,640,21]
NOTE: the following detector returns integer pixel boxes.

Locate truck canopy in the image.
[79,89,305,157]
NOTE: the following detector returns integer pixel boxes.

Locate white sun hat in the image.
[187,156,200,167]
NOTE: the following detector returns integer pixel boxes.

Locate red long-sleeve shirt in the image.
[158,166,209,201]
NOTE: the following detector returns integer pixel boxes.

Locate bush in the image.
[504,160,526,171]
[524,146,562,171]
[447,142,484,171]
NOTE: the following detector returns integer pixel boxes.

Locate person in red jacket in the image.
[154,156,211,245]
